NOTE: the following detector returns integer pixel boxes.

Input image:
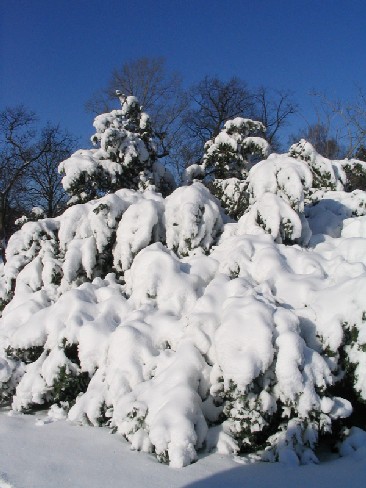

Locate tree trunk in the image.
[0,197,7,263]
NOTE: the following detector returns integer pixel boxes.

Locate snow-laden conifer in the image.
[59,93,174,205]
[184,117,269,219]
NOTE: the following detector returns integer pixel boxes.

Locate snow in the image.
[247,154,312,212]
[224,117,265,137]
[58,94,174,205]
[183,116,269,186]
[114,196,163,272]
[4,194,366,464]
[0,410,366,488]
[3,106,366,472]
[3,198,366,466]
[214,282,274,391]
[238,192,304,243]
[289,139,342,190]
[164,183,224,256]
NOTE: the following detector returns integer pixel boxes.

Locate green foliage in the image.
[281,218,295,245]
[183,118,268,221]
[62,339,80,366]
[6,345,44,364]
[343,162,366,192]
[209,179,249,219]
[223,387,279,453]
[62,95,159,206]
[96,401,111,427]
[52,365,90,406]
[289,139,336,190]
[93,203,110,215]
[202,119,267,181]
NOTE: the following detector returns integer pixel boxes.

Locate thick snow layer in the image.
[0,411,366,488]
[238,192,303,243]
[0,183,220,304]
[164,183,224,256]
[2,152,366,468]
[307,190,366,238]
[59,149,121,194]
[2,218,366,466]
[247,154,312,212]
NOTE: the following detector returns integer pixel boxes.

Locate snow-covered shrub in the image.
[184,117,269,219]
[236,154,312,244]
[15,207,46,228]
[209,178,249,220]
[247,154,312,212]
[289,140,366,197]
[0,218,60,308]
[202,118,269,180]
[306,189,366,238]
[2,100,366,469]
[164,183,224,257]
[238,192,305,244]
[207,234,365,462]
[289,139,343,191]
[2,193,366,466]
[234,146,366,244]
[113,197,164,272]
[59,94,174,205]
[342,159,366,192]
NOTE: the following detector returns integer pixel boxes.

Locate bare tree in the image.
[253,87,297,150]
[355,145,366,161]
[306,89,366,158]
[87,62,298,182]
[184,76,256,144]
[26,125,77,217]
[0,107,45,259]
[182,77,297,169]
[334,88,366,157]
[290,122,343,159]
[0,107,75,261]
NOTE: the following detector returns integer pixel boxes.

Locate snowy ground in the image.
[0,411,365,488]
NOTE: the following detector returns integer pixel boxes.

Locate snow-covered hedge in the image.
[0,182,223,306]
[1,104,366,468]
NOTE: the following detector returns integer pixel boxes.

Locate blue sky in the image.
[1,0,366,147]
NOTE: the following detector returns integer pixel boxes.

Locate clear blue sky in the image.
[1,0,366,147]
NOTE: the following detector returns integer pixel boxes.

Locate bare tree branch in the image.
[0,106,76,260]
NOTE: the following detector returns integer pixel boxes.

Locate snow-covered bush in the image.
[342,159,366,192]
[2,202,366,466]
[289,139,366,197]
[59,93,174,205]
[237,154,312,244]
[289,139,343,191]
[15,207,46,228]
[184,117,269,219]
[164,183,224,257]
[1,100,366,469]
[0,182,223,309]
[209,178,249,221]
[232,142,366,244]
[202,118,269,180]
